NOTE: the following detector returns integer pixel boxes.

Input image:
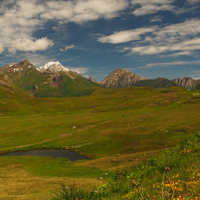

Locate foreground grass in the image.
[52,133,200,200]
[0,86,200,199]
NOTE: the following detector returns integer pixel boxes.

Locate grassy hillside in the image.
[0,76,34,116]
[53,133,200,200]
[0,60,102,98]
[0,86,199,199]
[0,60,47,93]
[34,72,102,98]
[134,78,179,88]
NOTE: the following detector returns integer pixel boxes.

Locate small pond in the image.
[0,150,90,161]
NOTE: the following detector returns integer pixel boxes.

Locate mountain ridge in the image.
[172,77,200,90]
[1,60,200,96]
[100,68,147,88]
[0,60,102,98]
[37,61,69,73]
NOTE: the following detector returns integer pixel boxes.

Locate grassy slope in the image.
[0,86,199,199]
[2,66,102,97]
[53,134,200,200]
[3,65,47,92]
[34,72,102,98]
[134,78,179,88]
[0,77,34,116]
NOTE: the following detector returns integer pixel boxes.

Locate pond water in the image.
[0,150,90,161]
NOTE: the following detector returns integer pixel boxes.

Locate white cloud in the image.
[0,0,129,53]
[101,18,200,57]
[131,0,173,4]
[164,51,192,57]
[67,67,89,75]
[98,27,155,44]
[131,0,174,16]
[9,37,54,54]
[0,43,3,53]
[139,60,200,69]
[41,0,129,23]
[156,18,200,39]
[124,45,169,55]
[65,45,75,51]
[132,4,174,16]
[187,0,200,4]
[131,0,200,16]
[122,37,200,55]
[150,16,162,22]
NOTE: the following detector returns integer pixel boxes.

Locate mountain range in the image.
[100,68,200,90]
[0,59,199,98]
[0,60,102,98]
[172,77,200,90]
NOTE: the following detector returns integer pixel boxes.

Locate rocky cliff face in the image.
[172,77,200,90]
[89,75,98,83]
[100,68,147,88]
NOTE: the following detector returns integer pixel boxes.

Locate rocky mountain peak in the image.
[100,68,146,88]
[0,59,35,75]
[172,77,200,90]
[37,61,69,73]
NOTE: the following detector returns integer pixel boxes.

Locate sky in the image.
[0,0,200,82]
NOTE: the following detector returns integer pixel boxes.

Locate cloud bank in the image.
[9,38,54,54]
[0,0,129,53]
[0,43,3,54]
[98,18,200,57]
[0,0,199,55]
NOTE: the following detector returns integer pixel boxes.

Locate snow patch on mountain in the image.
[37,61,84,77]
[37,61,70,73]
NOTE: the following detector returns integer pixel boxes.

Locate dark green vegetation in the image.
[0,84,199,199]
[0,60,102,98]
[134,78,179,88]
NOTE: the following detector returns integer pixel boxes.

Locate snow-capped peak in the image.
[37,61,69,73]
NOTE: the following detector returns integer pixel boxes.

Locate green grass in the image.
[0,156,114,179]
[34,73,102,98]
[52,133,200,200]
[0,86,199,199]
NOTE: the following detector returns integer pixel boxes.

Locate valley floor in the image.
[0,87,199,199]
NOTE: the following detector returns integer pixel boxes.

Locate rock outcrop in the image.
[100,68,147,88]
[0,59,35,75]
[89,75,98,83]
[51,74,64,88]
[172,77,200,90]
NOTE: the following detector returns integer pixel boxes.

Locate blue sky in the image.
[0,0,200,82]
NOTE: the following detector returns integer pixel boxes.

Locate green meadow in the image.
[0,86,199,199]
